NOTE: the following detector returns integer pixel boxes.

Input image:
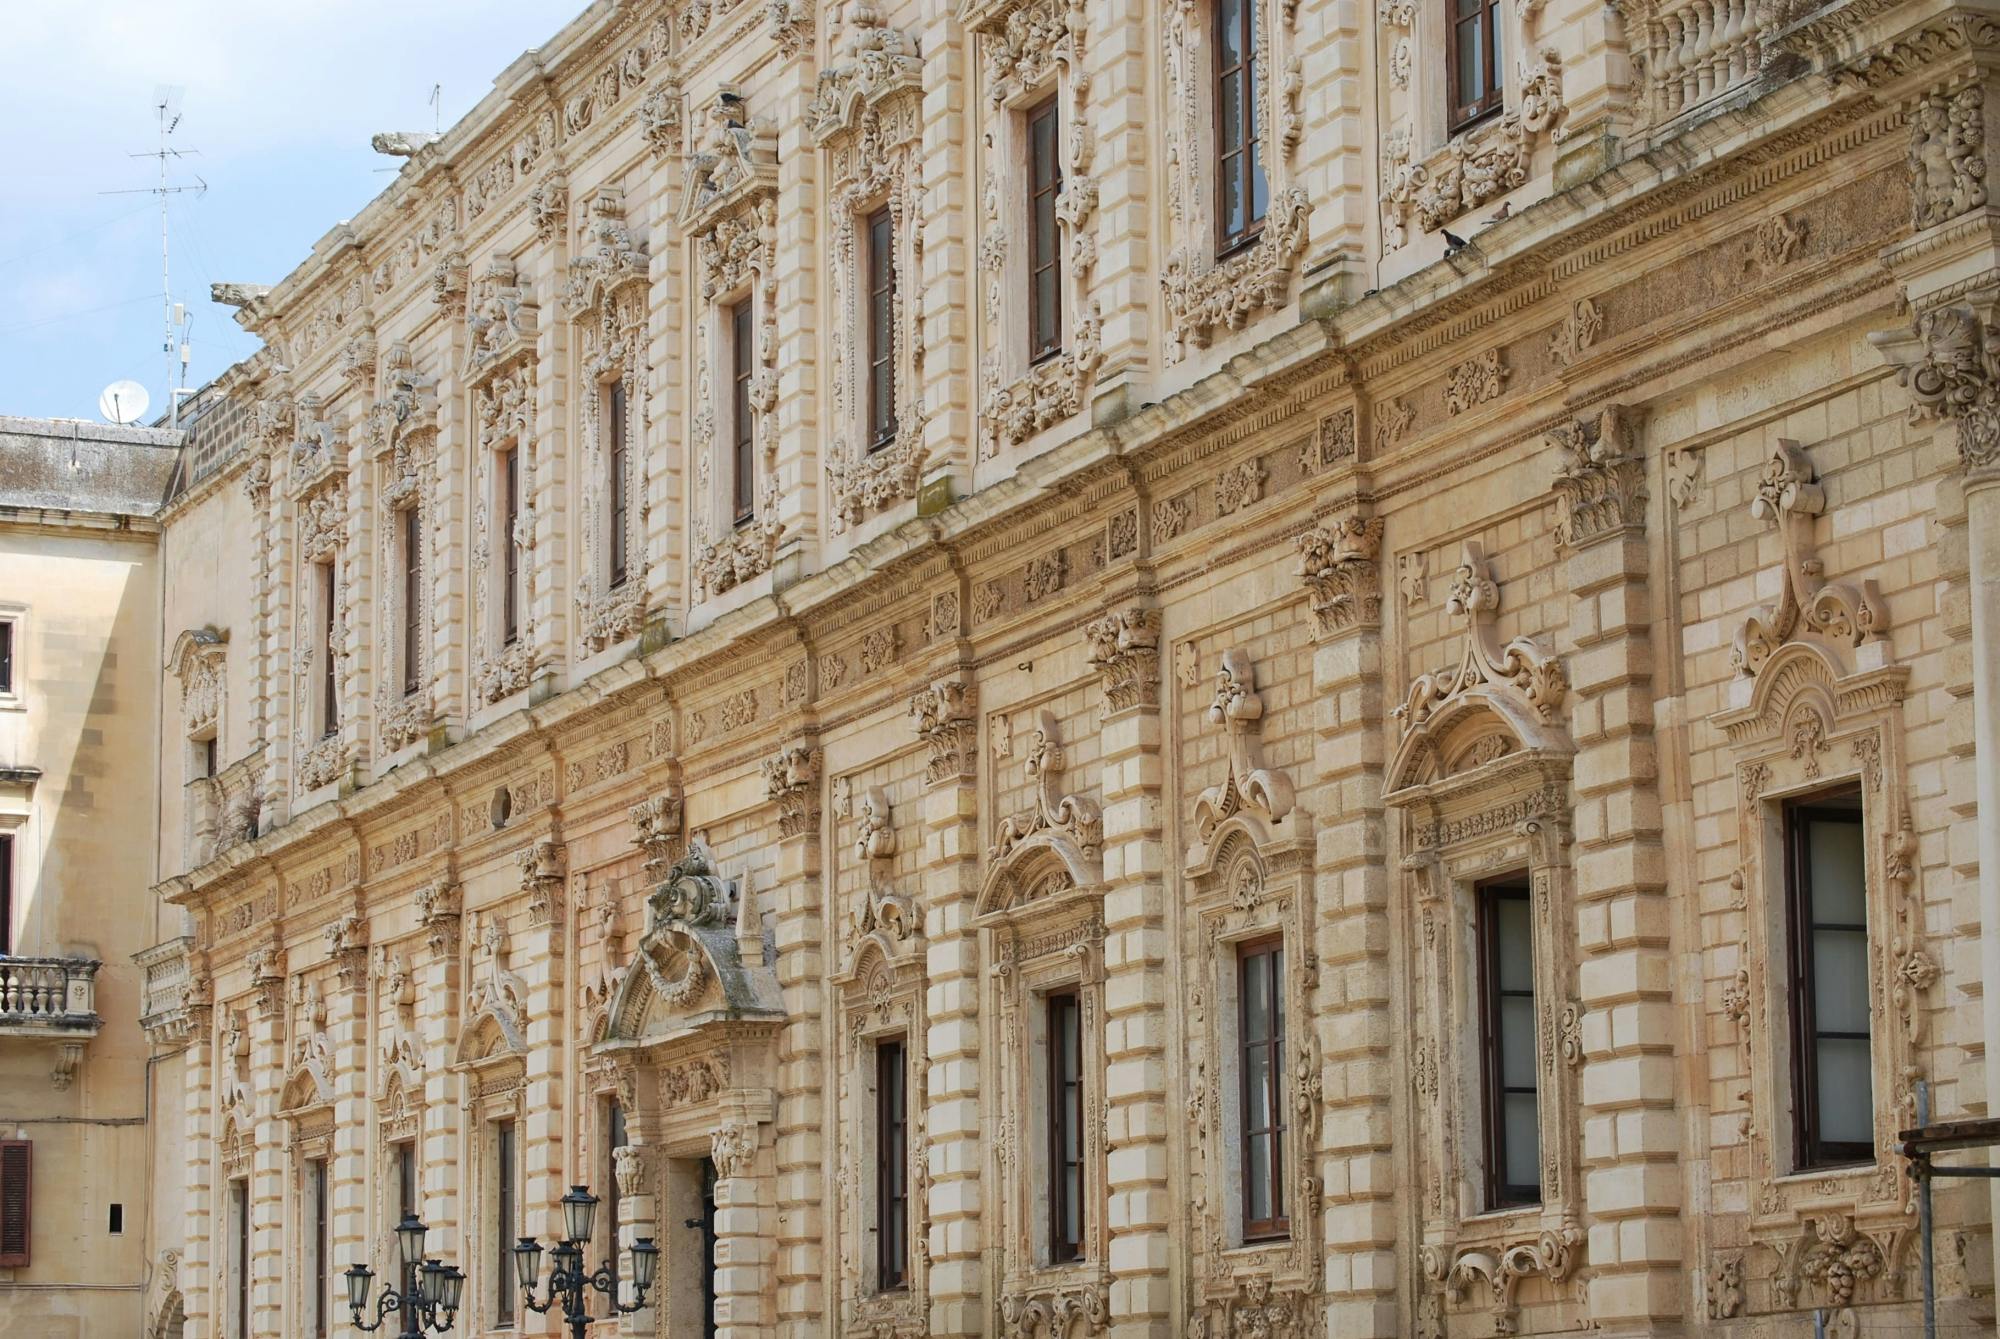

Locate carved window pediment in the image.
[982,710,1103,916]
[679,87,780,233]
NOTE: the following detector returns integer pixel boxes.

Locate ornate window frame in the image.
[466,256,540,707]
[965,0,1104,458]
[1705,441,1919,1317]
[295,478,353,796]
[1160,0,1311,359]
[565,187,653,652]
[681,89,785,605]
[369,342,438,756]
[1180,651,1319,1332]
[808,4,929,533]
[169,627,227,862]
[1381,546,1583,1338]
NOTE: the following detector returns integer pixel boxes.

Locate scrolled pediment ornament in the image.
[630,784,686,882]
[680,88,779,231]
[1425,1220,1583,1337]
[984,709,1102,912]
[1731,440,1888,677]
[1189,650,1297,865]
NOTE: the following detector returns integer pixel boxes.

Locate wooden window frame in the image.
[1446,0,1505,133]
[875,1034,909,1291]
[0,619,15,698]
[1026,97,1064,365]
[495,1119,517,1326]
[500,448,522,648]
[1784,788,1874,1169]
[1045,989,1084,1263]
[1237,934,1288,1242]
[699,1157,719,1339]
[865,206,898,452]
[602,1100,627,1284]
[233,1177,251,1339]
[0,833,12,959]
[1213,0,1266,256]
[401,506,423,698]
[310,1156,330,1338]
[396,1141,418,1332]
[731,300,757,526]
[1476,876,1540,1210]
[607,381,630,590]
[0,1140,30,1268]
[318,561,338,738]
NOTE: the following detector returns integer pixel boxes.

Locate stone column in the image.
[430,266,471,741]
[911,671,983,1334]
[918,9,972,503]
[528,245,572,684]
[1551,409,1681,1327]
[711,1121,768,1339]
[418,886,465,1267]
[1081,0,1153,395]
[329,932,371,1322]
[612,1138,657,1330]
[764,739,825,1339]
[181,987,217,1336]
[769,51,822,578]
[1295,512,1398,1335]
[1082,602,1170,1338]
[517,842,570,1274]
[640,75,687,639]
[249,959,288,1337]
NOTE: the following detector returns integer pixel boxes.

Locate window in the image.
[396,1142,417,1333]
[1786,788,1873,1168]
[607,381,629,589]
[699,1157,719,1339]
[501,448,522,647]
[0,834,12,957]
[1027,99,1064,363]
[1447,0,1504,131]
[1237,937,1287,1240]
[1214,0,1268,253]
[202,736,219,780]
[319,562,338,737]
[232,1178,251,1339]
[494,1120,517,1325]
[309,1157,329,1338]
[1477,877,1539,1209]
[0,1140,29,1268]
[874,1036,909,1291]
[401,507,423,697]
[731,300,757,526]
[1046,990,1084,1263]
[866,207,897,450]
[0,619,13,696]
[602,1100,627,1293]
[108,1203,124,1235]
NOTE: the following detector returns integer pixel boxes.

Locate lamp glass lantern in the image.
[513,1235,543,1290]
[561,1185,600,1245]
[344,1263,374,1311]
[395,1213,428,1270]
[631,1236,660,1292]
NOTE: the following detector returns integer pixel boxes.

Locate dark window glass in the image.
[608,381,629,589]
[0,834,13,957]
[603,1101,627,1294]
[1214,0,1267,252]
[732,301,757,525]
[233,1179,251,1339]
[310,1157,329,1338]
[496,1120,516,1325]
[397,1143,417,1332]
[402,507,423,698]
[866,208,898,450]
[1047,990,1084,1262]
[1786,789,1873,1167]
[0,1141,32,1268]
[0,621,13,694]
[699,1157,719,1339]
[1028,99,1064,364]
[319,562,338,737]
[875,1036,909,1290]
[1478,878,1540,1209]
[1238,937,1287,1240]
[1447,0,1504,131]
[202,736,218,780]
[501,448,521,647]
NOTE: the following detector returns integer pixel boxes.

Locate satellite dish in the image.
[99,381,151,426]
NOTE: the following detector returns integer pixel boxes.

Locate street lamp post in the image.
[343,1212,465,1338]
[514,1184,661,1339]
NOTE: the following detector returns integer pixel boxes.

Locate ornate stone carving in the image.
[1398,542,1567,733]
[990,709,1102,865]
[1191,1275,1311,1339]
[1426,1220,1583,1336]
[416,880,462,958]
[710,1121,758,1179]
[910,680,977,784]
[1872,296,2000,474]
[1296,514,1385,636]
[1162,187,1312,359]
[853,786,895,862]
[467,918,529,1052]
[517,838,568,929]
[762,744,823,838]
[1024,550,1068,602]
[982,304,1104,453]
[465,257,537,375]
[1546,297,1603,368]
[1001,1282,1109,1338]
[1392,49,1568,239]
[1082,606,1162,712]
[1445,348,1508,415]
[1731,441,1888,676]
[1191,650,1296,844]
[1213,457,1267,516]
[1909,83,1987,231]
[681,89,779,230]
[1549,405,1645,549]
[630,787,686,882]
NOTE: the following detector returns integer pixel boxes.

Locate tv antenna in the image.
[102,87,206,426]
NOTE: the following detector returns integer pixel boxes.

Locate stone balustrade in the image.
[1630,0,1765,126]
[0,954,103,1036]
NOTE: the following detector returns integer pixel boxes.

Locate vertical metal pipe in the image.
[1919,1079,1936,1339]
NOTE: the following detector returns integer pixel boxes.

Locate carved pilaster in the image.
[1081,605,1162,713]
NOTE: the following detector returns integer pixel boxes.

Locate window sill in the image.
[1215,231,1266,264]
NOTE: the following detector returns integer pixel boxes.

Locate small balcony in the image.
[0,955,102,1039]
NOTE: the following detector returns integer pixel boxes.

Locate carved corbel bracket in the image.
[1081,605,1162,713]
[1295,513,1385,637]
[630,784,687,883]
[762,743,823,839]
[1549,404,1645,549]
[517,838,569,930]
[911,678,978,785]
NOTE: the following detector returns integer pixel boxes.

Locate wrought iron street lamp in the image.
[514,1184,661,1339]
[344,1212,464,1337]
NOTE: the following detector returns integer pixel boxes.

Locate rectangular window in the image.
[1027,99,1064,364]
[0,1140,29,1268]
[0,834,12,958]
[1447,0,1504,131]
[603,1101,627,1287]
[1214,0,1268,253]
[401,507,423,698]
[1046,990,1084,1263]
[232,1178,251,1339]
[309,1157,329,1338]
[732,301,757,526]
[875,1036,908,1291]
[203,736,219,780]
[866,207,898,450]
[1786,788,1873,1168]
[607,381,629,590]
[0,619,14,695]
[501,448,522,647]
[699,1157,719,1339]
[396,1142,417,1333]
[319,562,338,737]
[494,1120,517,1325]
[1238,936,1287,1240]
[1477,877,1540,1209]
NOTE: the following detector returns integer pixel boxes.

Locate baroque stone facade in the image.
[140,0,2000,1336]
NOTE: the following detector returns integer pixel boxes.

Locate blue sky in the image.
[0,3,567,423]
